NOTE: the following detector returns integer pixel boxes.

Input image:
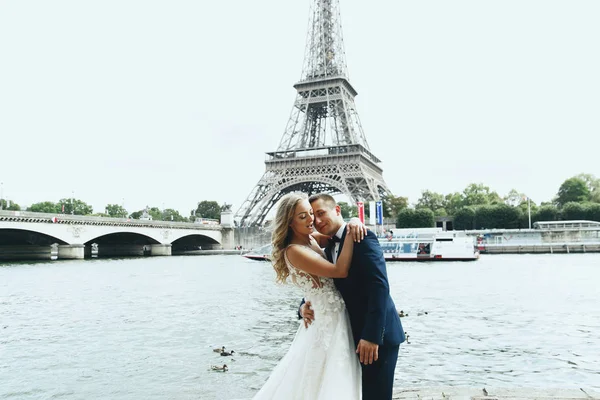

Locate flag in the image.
[376,201,383,225]
[356,201,364,223]
[369,201,376,225]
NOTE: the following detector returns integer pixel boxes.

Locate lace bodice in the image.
[284,245,347,350]
[284,244,337,293]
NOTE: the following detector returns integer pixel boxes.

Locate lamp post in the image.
[0,182,3,210]
[525,195,531,229]
[528,197,532,229]
[71,190,75,215]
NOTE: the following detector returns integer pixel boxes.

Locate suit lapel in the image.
[337,225,348,256]
[325,245,333,262]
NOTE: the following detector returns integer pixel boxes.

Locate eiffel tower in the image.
[235,0,390,227]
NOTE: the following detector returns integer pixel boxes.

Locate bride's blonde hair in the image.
[271,192,308,284]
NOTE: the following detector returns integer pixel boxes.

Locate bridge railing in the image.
[0,210,222,230]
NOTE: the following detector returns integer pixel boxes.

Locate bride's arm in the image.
[286,233,355,278]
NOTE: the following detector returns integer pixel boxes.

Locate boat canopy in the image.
[533,220,600,230]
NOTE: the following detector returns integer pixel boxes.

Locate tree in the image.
[585,203,600,222]
[27,201,60,213]
[575,173,600,203]
[517,199,537,228]
[396,208,434,228]
[148,207,162,221]
[560,202,587,221]
[415,190,445,215]
[338,201,357,219]
[474,205,495,229]
[504,189,526,207]
[193,201,222,220]
[162,208,188,222]
[533,205,559,222]
[130,210,143,219]
[0,199,20,211]
[58,198,93,215]
[105,204,128,218]
[488,204,523,229]
[555,177,590,207]
[381,194,408,219]
[444,192,464,216]
[462,183,500,207]
[453,207,476,230]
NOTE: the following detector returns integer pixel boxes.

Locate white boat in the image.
[243,228,479,262]
[381,228,479,261]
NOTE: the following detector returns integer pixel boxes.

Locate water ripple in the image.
[1,254,599,399]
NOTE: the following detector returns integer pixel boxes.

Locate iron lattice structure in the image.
[235,0,390,227]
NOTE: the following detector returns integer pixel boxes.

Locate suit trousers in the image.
[361,343,400,400]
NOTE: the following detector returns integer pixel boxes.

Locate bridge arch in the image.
[171,233,221,251]
[84,232,161,246]
[0,228,68,246]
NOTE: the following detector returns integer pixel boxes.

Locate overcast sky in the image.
[1,0,598,216]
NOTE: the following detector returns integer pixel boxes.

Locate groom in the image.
[300,193,405,400]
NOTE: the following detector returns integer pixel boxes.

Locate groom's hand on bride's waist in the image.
[356,339,379,365]
[300,301,314,328]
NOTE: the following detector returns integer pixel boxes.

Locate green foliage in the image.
[561,202,588,221]
[416,190,445,216]
[444,192,464,216]
[462,183,500,207]
[533,205,559,222]
[0,199,21,211]
[27,201,61,213]
[381,194,408,218]
[162,208,188,222]
[193,201,221,220]
[148,207,162,221]
[131,207,162,220]
[396,208,434,228]
[504,189,526,207]
[556,177,590,207]
[453,207,476,230]
[105,204,128,218]
[338,201,357,219]
[473,205,495,229]
[585,203,600,221]
[575,173,600,203]
[130,210,143,219]
[58,198,93,215]
[489,204,523,229]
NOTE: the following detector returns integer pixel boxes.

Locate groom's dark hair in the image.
[308,193,337,209]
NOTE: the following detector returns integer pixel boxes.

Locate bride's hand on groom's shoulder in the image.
[347,218,368,243]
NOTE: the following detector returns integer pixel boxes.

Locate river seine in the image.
[1,254,599,399]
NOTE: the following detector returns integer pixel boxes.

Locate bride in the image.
[253,192,363,400]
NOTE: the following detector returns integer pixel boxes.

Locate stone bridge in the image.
[0,210,234,261]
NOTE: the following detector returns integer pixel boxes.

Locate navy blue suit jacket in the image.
[301,228,405,347]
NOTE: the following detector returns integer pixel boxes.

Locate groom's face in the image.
[310,198,342,237]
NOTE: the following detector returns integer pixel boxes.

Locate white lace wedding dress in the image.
[253,245,361,400]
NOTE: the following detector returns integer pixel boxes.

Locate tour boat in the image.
[243,228,479,262]
[380,228,479,261]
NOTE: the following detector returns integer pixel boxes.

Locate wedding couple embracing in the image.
[253,192,405,400]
